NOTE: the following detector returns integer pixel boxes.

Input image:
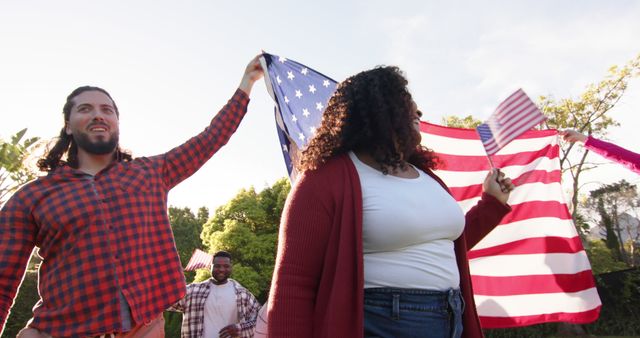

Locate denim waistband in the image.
[365,287,460,297]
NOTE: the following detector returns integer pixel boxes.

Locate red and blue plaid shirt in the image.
[0,89,250,337]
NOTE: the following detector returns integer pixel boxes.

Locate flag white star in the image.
[323,80,330,87]
[284,96,290,103]
[291,114,298,122]
[309,126,316,134]
[308,84,316,94]
[295,90,303,98]
[302,108,310,117]
[287,71,295,80]
[298,133,305,141]
[276,76,282,84]
[316,102,324,111]
[282,144,288,152]
[301,68,308,75]
[279,56,287,63]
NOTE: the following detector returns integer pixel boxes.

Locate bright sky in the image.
[2,1,639,212]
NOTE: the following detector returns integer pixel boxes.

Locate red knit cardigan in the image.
[268,154,511,338]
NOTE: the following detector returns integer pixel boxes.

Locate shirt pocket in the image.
[117,162,151,193]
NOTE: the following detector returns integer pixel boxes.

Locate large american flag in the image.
[262,53,601,327]
[260,53,337,179]
[476,89,546,156]
[422,122,601,327]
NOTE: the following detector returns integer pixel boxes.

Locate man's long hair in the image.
[37,86,132,172]
[298,66,438,174]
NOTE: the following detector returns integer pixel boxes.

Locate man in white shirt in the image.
[170,251,261,338]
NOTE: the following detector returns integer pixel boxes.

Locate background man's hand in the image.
[238,54,265,95]
[219,324,240,338]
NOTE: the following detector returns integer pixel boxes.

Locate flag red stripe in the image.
[420,122,556,140]
[468,236,585,259]
[448,170,561,200]
[435,144,559,171]
[452,199,572,227]
[494,89,527,118]
[471,270,596,295]
[499,200,572,224]
[494,89,524,112]
[494,108,545,144]
[479,307,601,328]
[495,106,544,141]
[495,93,531,120]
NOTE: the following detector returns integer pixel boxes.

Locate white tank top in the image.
[349,152,465,290]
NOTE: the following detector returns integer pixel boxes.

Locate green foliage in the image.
[200,178,290,302]
[584,180,638,266]
[441,115,482,129]
[163,311,182,338]
[1,271,39,338]
[169,206,209,283]
[586,268,640,335]
[586,240,629,275]
[0,129,40,206]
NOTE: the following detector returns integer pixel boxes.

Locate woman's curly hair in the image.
[298,66,438,174]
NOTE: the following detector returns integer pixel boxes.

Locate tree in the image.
[198,178,290,302]
[584,240,629,275]
[441,115,482,129]
[541,54,640,235]
[0,129,40,206]
[584,180,639,266]
[169,206,209,283]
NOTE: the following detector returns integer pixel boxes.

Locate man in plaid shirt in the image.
[169,251,261,338]
[0,55,264,338]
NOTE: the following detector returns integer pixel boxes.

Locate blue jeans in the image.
[364,287,464,338]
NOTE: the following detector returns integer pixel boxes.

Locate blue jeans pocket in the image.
[364,288,463,338]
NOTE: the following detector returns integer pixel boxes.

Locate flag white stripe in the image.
[475,288,601,317]
[459,182,566,210]
[435,157,560,186]
[473,218,579,250]
[470,252,592,276]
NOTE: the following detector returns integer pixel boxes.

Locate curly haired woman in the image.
[267,66,515,338]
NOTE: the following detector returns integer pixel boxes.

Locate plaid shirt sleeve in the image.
[236,286,262,338]
[159,89,250,189]
[0,189,37,333]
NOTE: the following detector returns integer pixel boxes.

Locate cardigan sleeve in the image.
[268,169,335,337]
[585,136,640,174]
[463,192,512,249]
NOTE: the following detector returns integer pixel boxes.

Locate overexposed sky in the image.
[1,1,639,211]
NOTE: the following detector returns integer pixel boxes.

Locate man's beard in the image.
[73,132,119,155]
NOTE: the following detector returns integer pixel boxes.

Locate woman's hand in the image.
[483,168,515,205]
[559,129,587,144]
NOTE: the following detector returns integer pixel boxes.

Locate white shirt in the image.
[202,281,238,338]
[349,152,465,290]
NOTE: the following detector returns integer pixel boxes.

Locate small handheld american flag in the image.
[476,89,546,162]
